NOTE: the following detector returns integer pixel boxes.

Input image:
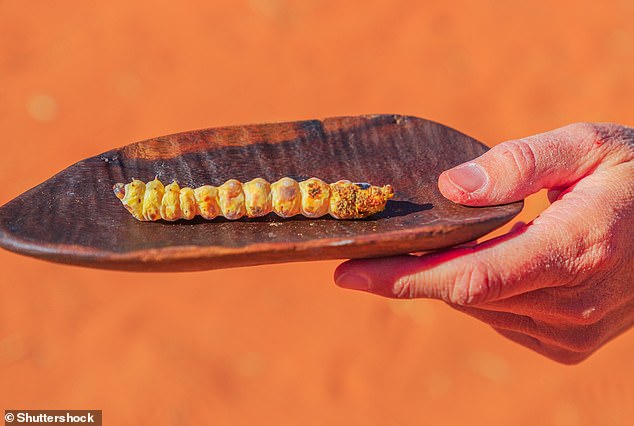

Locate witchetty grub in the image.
[113,177,394,221]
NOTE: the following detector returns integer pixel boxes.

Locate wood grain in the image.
[0,115,523,271]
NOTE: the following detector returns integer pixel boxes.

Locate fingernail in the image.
[336,273,369,290]
[445,163,487,193]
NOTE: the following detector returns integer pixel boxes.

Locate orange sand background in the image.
[1,1,633,424]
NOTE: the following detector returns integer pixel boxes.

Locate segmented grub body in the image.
[113,177,394,221]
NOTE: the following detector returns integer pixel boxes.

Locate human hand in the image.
[334,123,634,364]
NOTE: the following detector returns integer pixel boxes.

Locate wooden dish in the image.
[0,115,522,272]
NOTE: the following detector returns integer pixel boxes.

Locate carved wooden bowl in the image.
[0,115,522,271]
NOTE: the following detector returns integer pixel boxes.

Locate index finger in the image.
[334,213,583,305]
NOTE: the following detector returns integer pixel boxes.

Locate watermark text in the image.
[5,411,101,425]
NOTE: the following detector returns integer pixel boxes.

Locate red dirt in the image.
[1,1,633,424]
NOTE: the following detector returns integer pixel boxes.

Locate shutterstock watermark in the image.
[4,411,101,425]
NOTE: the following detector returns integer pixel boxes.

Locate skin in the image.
[335,122,634,364]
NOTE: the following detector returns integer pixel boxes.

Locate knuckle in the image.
[567,303,604,325]
[572,122,634,159]
[525,243,577,286]
[552,283,608,325]
[499,139,538,177]
[596,123,632,145]
[622,126,634,155]
[449,262,499,306]
[569,122,604,141]
[582,241,615,271]
[392,274,420,299]
[569,238,617,275]
[560,325,601,353]
[547,212,620,280]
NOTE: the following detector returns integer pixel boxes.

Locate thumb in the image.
[438,122,627,206]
